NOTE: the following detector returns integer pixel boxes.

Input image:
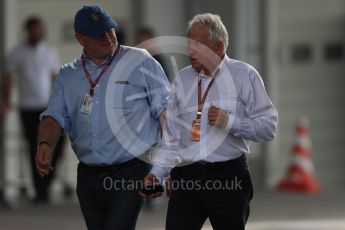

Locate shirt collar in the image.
[81,46,118,67]
[198,54,228,79]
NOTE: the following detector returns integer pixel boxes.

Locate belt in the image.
[78,157,140,174]
[181,154,246,169]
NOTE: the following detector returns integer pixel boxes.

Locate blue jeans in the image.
[76,158,151,230]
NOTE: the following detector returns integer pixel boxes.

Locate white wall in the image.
[276,0,345,190]
[143,0,186,36]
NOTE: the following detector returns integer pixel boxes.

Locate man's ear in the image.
[216,41,224,56]
[75,33,85,46]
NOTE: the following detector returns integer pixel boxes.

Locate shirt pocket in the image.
[112,82,146,108]
[125,84,148,107]
[218,90,238,109]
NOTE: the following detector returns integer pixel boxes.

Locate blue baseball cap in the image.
[74,5,117,38]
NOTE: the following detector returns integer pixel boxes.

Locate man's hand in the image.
[35,143,54,177]
[139,173,163,199]
[165,177,172,197]
[208,104,229,128]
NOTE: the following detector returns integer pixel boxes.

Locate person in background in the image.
[0,16,66,204]
[136,26,172,82]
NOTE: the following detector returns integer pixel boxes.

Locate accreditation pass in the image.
[80,93,93,114]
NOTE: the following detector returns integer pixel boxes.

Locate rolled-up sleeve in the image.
[40,70,69,131]
[151,80,181,180]
[226,68,278,142]
[142,56,170,119]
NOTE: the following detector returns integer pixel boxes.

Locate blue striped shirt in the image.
[41,46,170,165]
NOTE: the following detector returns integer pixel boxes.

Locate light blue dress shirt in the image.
[41,46,170,165]
[151,55,278,179]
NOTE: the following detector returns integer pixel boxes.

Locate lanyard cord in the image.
[81,45,120,96]
[196,70,219,120]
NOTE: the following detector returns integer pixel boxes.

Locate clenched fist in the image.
[208,104,229,128]
[35,143,54,177]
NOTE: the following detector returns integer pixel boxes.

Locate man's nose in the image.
[99,32,110,40]
[188,46,197,56]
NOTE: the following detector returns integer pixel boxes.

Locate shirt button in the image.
[94,117,97,120]
[96,84,99,88]
[93,134,97,137]
[95,101,99,104]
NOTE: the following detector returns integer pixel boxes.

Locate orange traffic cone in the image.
[277,118,320,194]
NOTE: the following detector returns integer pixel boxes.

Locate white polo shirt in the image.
[6,41,59,109]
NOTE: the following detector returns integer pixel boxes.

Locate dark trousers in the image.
[76,158,151,230]
[20,109,65,201]
[166,155,253,230]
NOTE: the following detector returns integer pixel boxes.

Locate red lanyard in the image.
[196,69,219,119]
[81,45,120,96]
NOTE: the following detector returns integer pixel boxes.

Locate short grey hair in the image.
[187,13,229,53]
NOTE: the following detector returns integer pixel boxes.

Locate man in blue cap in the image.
[35,5,169,230]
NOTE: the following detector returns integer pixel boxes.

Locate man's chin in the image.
[191,60,202,71]
[102,47,115,56]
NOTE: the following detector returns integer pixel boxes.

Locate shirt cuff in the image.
[151,99,168,119]
[39,111,65,130]
[150,165,171,183]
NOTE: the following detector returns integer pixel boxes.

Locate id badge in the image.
[80,94,93,114]
[190,119,201,141]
